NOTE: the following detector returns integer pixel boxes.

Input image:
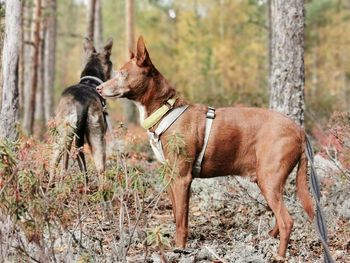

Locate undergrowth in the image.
[0,123,177,262]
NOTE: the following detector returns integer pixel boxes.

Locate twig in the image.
[157,245,169,263]
[204,246,228,263]
[258,215,262,237]
[0,171,16,196]
[123,191,145,261]
[15,232,41,263]
[325,146,350,180]
[232,177,266,207]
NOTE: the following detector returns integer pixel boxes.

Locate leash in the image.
[305,136,335,263]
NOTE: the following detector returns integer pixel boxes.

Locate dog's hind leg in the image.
[87,132,106,176]
[76,152,87,173]
[86,109,106,179]
[49,130,73,185]
[258,174,293,257]
[49,146,63,185]
[269,222,280,238]
[62,139,73,172]
[74,132,88,185]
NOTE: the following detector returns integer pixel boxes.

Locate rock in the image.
[313,154,338,180]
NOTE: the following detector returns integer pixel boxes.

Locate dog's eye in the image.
[120,71,128,79]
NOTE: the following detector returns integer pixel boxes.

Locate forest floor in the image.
[126,153,350,263]
[0,125,349,263]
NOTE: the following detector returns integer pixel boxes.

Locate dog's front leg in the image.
[169,171,192,248]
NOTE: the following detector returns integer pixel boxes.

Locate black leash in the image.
[305,136,335,263]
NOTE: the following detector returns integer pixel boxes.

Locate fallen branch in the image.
[205,246,228,263]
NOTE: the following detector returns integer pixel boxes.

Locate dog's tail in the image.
[296,134,315,220]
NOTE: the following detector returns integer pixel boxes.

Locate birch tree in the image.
[0,0,21,141]
[269,0,305,126]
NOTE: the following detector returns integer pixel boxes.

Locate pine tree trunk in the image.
[23,0,42,135]
[35,21,46,138]
[124,0,137,124]
[126,0,134,52]
[22,1,33,125]
[0,3,5,110]
[87,0,96,41]
[94,0,103,49]
[18,0,28,116]
[43,0,57,123]
[0,0,21,141]
[269,0,305,126]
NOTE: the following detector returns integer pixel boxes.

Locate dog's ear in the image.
[136,36,151,67]
[84,37,96,53]
[103,37,113,58]
[83,37,96,56]
[129,49,135,59]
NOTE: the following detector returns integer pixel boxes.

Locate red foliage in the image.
[313,111,350,171]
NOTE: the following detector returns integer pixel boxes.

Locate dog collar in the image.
[79,75,107,112]
[141,98,177,129]
[80,76,104,85]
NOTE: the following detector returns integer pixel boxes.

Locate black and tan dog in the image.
[50,38,113,181]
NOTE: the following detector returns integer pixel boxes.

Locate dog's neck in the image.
[134,72,185,124]
[81,57,106,81]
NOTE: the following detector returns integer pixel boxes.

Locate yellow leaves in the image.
[305,5,350,116]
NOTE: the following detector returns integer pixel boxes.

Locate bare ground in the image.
[127,155,350,263]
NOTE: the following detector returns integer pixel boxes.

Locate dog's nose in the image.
[96,85,103,94]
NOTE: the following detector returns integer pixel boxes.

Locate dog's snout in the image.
[96,85,103,94]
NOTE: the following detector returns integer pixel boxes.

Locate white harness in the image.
[148,106,216,176]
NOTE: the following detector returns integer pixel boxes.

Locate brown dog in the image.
[97,36,314,259]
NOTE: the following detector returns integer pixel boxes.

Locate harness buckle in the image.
[148,131,159,142]
[164,101,174,110]
[206,107,216,119]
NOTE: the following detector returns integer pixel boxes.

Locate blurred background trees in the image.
[0,0,349,136]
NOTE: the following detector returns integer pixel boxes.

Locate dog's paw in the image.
[271,254,288,263]
[268,227,279,238]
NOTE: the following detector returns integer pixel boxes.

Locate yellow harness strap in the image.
[141,98,177,129]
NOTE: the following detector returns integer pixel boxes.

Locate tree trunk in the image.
[43,0,57,123]
[23,0,42,135]
[87,0,96,41]
[94,0,103,49]
[124,0,137,124]
[35,20,46,138]
[0,3,5,109]
[18,0,28,117]
[22,1,33,124]
[126,0,134,53]
[269,0,305,126]
[0,0,21,141]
